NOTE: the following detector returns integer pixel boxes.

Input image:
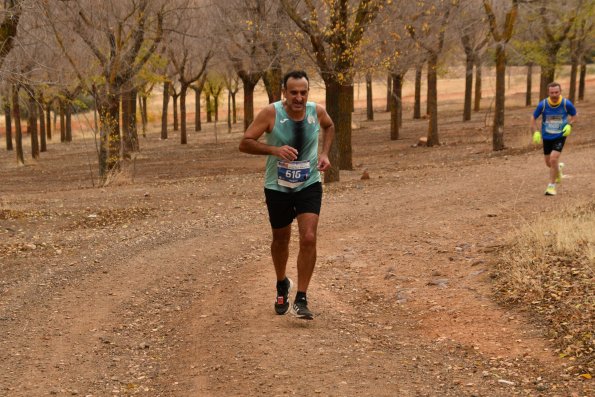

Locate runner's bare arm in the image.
[239,105,298,160]
[530,115,538,132]
[316,104,334,171]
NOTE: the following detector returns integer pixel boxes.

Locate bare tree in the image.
[457,1,489,121]
[577,54,589,101]
[413,64,423,118]
[165,3,213,144]
[0,0,22,68]
[483,0,519,151]
[214,1,272,130]
[11,84,23,164]
[367,2,422,140]
[205,73,224,124]
[170,82,180,132]
[2,1,62,158]
[406,0,457,147]
[43,0,165,178]
[280,0,385,181]
[532,0,578,98]
[161,80,170,139]
[190,74,207,132]
[567,5,593,102]
[222,68,240,131]
[2,87,13,150]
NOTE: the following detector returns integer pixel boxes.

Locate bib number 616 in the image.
[285,170,302,179]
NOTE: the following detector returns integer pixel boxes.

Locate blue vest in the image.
[533,97,577,140]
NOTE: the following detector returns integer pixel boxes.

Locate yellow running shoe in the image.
[545,184,557,196]
[555,162,565,184]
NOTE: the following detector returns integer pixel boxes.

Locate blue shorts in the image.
[543,137,566,155]
[264,182,322,229]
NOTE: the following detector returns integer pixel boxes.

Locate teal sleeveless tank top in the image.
[264,101,321,192]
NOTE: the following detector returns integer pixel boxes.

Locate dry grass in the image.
[494,200,594,374]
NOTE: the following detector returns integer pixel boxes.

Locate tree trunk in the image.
[38,103,46,152]
[227,89,232,132]
[65,104,72,142]
[130,88,140,152]
[121,92,130,156]
[12,86,24,165]
[390,73,403,140]
[539,72,549,100]
[492,44,506,151]
[323,81,340,183]
[263,65,282,104]
[45,104,52,140]
[97,91,121,177]
[142,96,147,137]
[193,86,202,131]
[121,87,138,155]
[325,80,353,171]
[214,90,220,122]
[180,85,188,145]
[426,54,439,146]
[241,81,256,130]
[366,73,373,121]
[231,92,237,124]
[138,94,147,137]
[539,51,558,99]
[172,94,179,131]
[59,100,66,142]
[578,60,586,100]
[414,65,422,119]
[463,52,473,121]
[525,63,533,106]
[27,95,39,159]
[568,60,578,103]
[161,82,169,139]
[239,73,261,131]
[386,74,391,113]
[206,93,212,123]
[93,107,98,137]
[4,100,12,151]
[344,83,354,169]
[473,56,482,112]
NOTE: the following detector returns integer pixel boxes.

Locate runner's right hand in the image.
[275,145,298,161]
[532,131,541,145]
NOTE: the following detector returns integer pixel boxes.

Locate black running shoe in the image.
[274,278,293,315]
[291,299,314,320]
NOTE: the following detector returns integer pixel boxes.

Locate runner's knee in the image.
[299,231,317,248]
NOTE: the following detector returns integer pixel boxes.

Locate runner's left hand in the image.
[317,154,330,172]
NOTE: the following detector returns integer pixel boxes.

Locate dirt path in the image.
[1,100,594,396]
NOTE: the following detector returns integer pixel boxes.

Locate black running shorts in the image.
[264,182,322,229]
[543,136,566,155]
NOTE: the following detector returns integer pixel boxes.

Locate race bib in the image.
[277,160,310,188]
[545,116,563,135]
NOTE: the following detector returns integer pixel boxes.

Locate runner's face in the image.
[548,86,561,102]
[283,77,309,114]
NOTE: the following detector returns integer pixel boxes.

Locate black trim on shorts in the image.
[264,182,323,229]
[543,136,566,155]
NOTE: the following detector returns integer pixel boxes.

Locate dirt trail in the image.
[1,98,594,396]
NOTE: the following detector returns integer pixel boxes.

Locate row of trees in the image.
[0,0,593,183]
